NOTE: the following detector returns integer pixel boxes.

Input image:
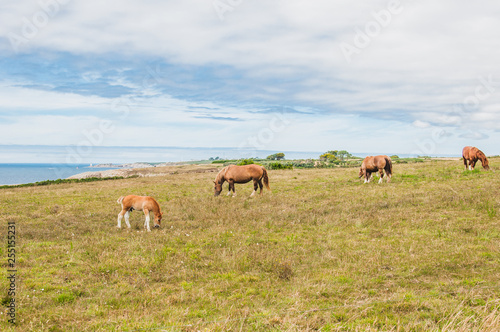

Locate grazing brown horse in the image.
[214,164,270,197]
[117,195,163,231]
[462,146,490,170]
[359,155,393,183]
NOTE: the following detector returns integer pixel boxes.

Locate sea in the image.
[0,145,323,185]
[0,164,119,186]
[0,145,457,186]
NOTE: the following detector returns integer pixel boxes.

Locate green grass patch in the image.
[2,157,500,331]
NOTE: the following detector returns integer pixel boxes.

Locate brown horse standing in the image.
[117,195,163,231]
[359,155,393,183]
[214,164,270,197]
[462,146,490,170]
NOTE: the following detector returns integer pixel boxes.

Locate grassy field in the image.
[1,158,499,331]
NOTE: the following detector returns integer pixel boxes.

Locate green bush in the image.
[237,159,255,166]
[268,162,293,170]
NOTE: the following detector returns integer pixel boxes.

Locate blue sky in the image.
[1,0,500,163]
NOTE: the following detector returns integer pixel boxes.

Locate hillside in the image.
[1,158,499,331]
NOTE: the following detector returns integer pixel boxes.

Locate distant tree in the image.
[336,150,352,161]
[319,152,337,162]
[267,153,285,160]
[320,150,353,163]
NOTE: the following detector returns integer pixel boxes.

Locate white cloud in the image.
[412,120,430,129]
[1,0,500,156]
[0,84,109,111]
[458,132,489,140]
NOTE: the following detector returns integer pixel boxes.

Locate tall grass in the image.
[1,159,499,331]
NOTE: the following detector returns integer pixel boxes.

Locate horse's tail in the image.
[384,156,393,177]
[262,167,271,190]
[117,196,125,204]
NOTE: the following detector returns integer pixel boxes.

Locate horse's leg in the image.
[250,179,258,197]
[143,208,151,231]
[124,211,131,228]
[471,160,476,170]
[463,157,468,170]
[378,169,384,184]
[365,172,372,183]
[228,180,236,197]
[117,210,126,228]
[258,179,264,194]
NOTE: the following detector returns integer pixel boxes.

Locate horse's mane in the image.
[477,150,489,165]
[151,198,161,214]
[215,165,230,183]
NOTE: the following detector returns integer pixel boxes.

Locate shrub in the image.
[268,162,293,170]
[319,153,337,162]
[237,159,255,166]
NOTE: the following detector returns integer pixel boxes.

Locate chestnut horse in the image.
[214,164,270,197]
[462,146,490,171]
[117,195,163,231]
[359,155,393,183]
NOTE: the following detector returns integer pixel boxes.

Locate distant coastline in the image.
[0,144,466,186]
[0,163,120,186]
[89,162,155,169]
[0,144,464,165]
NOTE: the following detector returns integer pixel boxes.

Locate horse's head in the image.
[153,212,163,228]
[478,152,490,170]
[358,167,364,178]
[214,180,222,196]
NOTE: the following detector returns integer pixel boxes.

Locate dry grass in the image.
[1,158,499,331]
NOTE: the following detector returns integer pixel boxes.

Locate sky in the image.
[1,0,500,163]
